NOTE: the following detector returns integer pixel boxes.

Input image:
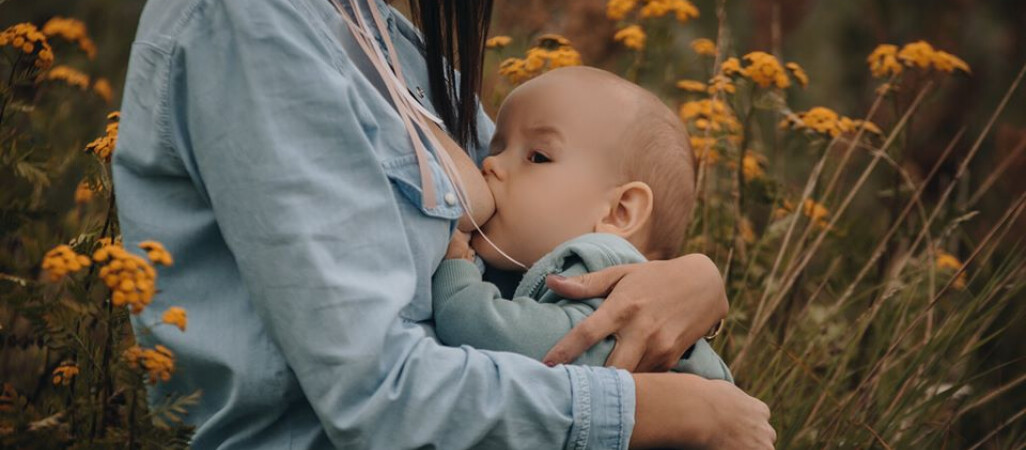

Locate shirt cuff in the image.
[564,365,636,450]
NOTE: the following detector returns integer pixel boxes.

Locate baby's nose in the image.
[482,156,506,180]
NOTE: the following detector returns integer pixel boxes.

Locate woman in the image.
[113,0,774,448]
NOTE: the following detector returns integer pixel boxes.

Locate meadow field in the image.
[2,0,1024,448]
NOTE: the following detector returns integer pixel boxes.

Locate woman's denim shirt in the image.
[113,0,635,448]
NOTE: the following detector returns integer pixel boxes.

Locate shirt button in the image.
[444,192,457,206]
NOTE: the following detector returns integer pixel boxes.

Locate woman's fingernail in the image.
[544,360,557,367]
[547,274,566,283]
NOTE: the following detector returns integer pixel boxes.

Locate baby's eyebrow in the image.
[525,125,566,143]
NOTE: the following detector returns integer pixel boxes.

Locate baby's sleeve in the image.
[431,259,593,361]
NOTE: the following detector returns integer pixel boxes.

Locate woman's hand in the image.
[631,373,775,449]
[542,253,727,371]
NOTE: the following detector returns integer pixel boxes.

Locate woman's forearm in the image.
[631,373,775,449]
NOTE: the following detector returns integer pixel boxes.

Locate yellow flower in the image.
[85,111,120,162]
[51,363,79,386]
[139,240,174,266]
[614,25,646,51]
[742,51,789,88]
[498,58,530,85]
[498,36,582,85]
[125,345,176,384]
[485,35,512,49]
[676,79,707,92]
[606,0,638,20]
[639,0,699,23]
[867,44,903,78]
[41,245,92,282]
[94,241,159,314]
[0,23,54,70]
[742,153,764,180]
[935,249,967,290]
[93,78,113,103]
[707,74,736,94]
[75,180,97,204]
[720,57,742,76]
[42,17,96,59]
[680,99,741,135]
[162,307,188,331]
[785,62,808,87]
[932,50,970,74]
[43,65,90,90]
[802,199,830,229]
[783,107,882,140]
[898,40,935,69]
[690,38,716,57]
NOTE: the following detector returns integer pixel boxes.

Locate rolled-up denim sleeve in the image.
[165,1,633,448]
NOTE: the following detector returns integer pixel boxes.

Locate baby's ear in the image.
[594,181,654,241]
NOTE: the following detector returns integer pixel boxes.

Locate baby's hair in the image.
[560,67,696,260]
[621,89,697,260]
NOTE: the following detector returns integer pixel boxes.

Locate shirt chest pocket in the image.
[380,153,464,221]
[381,153,462,322]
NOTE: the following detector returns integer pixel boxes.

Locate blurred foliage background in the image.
[1,0,1024,448]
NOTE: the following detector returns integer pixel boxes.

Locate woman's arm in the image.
[163,1,633,448]
[544,254,729,372]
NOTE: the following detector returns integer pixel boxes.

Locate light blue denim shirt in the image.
[113,0,635,448]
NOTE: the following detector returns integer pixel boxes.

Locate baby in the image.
[432,66,732,381]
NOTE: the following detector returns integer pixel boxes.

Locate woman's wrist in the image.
[630,373,712,449]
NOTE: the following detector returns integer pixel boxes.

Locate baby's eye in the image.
[527,150,552,164]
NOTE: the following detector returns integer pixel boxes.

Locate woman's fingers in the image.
[542,304,622,365]
[544,264,637,300]
[604,332,645,371]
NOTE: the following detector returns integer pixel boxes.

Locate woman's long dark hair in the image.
[408,0,494,149]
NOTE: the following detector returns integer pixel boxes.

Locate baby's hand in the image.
[445,230,476,261]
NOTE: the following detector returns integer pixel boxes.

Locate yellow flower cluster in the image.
[51,363,79,386]
[726,153,766,180]
[707,74,736,94]
[677,75,736,95]
[93,78,113,103]
[639,0,700,23]
[485,35,512,49]
[867,44,902,78]
[803,199,830,229]
[614,25,646,51]
[162,307,188,331]
[676,79,706,92]
[606,0,638,20]
[741,51,789,88]
[124,345,176,384]
[94,242,158,314]
[780,107,882,138]
[680,99,742,134]
[721,57,742,76]
[867,41,970,78]
[0,23,54,70]
[935,249,967,290]
[41,17,97,59]
[84,111,120,162]
[606,0,698,23]
[498,35,581,85]
[75,180,97,204]
[690,38,716,57]
[44,65,90,90]
[41,245,92,282]
[140,240,174,266]
[785,62,808,87]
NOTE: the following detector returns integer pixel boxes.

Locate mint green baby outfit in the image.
[432,233,734,382]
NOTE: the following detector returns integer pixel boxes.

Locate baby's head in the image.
[473,66,696,270]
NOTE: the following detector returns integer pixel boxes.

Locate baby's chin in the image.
[470,227,533,272]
